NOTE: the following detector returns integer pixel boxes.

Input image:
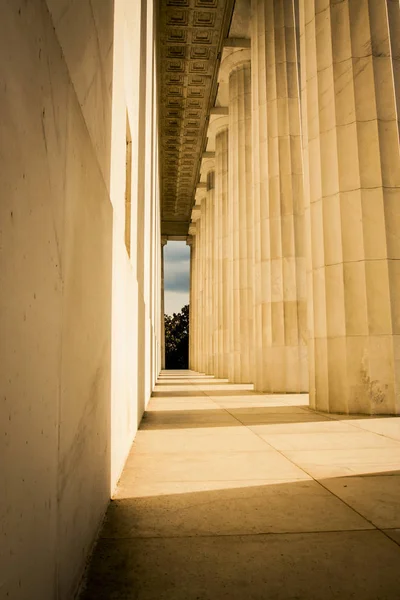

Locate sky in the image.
[164,241,190,315]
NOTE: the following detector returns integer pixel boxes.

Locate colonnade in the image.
[188,0,400,416]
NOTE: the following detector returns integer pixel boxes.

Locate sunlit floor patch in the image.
[81,371,400,600]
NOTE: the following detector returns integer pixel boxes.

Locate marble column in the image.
[251,0,308,393]
[217,126,231,381]
[161,236,167,370]
[220,49,253,384]
[196,187,207,374]
[300,0,400,414]
[187,234,195,370]
[189,209,200,372]
[200,158,216,375]
[207,116,230,378]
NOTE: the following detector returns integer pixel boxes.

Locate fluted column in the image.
[212,163,220,378]
[217,127,230,380]
[197,189,207,374]
[220,49,253,384]
[200,158,216,374]
[205,174,215,375]
[300,0,400,414]
[190,210,201,372]
[207,116,230,378]
[187,234,195,369]
[251,0,308,393]
[161,236,167,370]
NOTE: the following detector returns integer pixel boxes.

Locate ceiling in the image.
[156,0,236,237]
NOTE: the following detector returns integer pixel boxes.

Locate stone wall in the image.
[0,1,161,598]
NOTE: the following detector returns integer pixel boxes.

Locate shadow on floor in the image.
[139,406,393,430]
[80,473,400,600]
[155,381,230,386]
[80,371,400,599]
[151,390,278,397]
[141,407,319,429]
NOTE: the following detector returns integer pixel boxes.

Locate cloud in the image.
[164,242,190,294]
[164,243,190,264]
[165,291,189,316]
[165,270,189,293]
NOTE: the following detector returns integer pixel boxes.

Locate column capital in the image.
[191,206,201,221]
[186,235,193,246]
[219,48,251,84]
[195,184,207,206]
[161,235,168,247]
[207,114,229,143]
[188,222,197,235]
[200,156,216,179]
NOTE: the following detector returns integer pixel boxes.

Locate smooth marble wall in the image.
[0,2,113,598]
[109,0,161,485]
[0,1,161,598]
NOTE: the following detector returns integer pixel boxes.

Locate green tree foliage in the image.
[165,304,189,369]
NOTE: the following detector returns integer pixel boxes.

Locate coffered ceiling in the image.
[157,0,235,236]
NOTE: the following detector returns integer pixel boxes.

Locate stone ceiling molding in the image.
[157,0,235,236]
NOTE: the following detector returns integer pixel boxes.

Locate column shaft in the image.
[161,239,167,369]
[205,180,215,374]
[215,127,230,378]
[192,223,200,371]
[188,236,195,369]
[213,172,221,377]
[251,0,308,393]
[198,203,206,373]
[300,0,400,414]
[227,57,253,383]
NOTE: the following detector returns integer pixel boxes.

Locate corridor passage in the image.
[82,372,400,599]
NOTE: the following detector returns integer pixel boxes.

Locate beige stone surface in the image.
[103,478,371,538]
[0,2,112,597]
[216,49,254,385]
[213,119,230,378]
[84,531,400,600]
[5,1,400,598]
[259,431,400,452]
[282,448,400,479]
[0,1,162,598]
[251,0,308,394]
[300,0,400,414]
[322,475,400,529]
[82,372,400,599]
[385,529,400,546]
[46,0,114,189]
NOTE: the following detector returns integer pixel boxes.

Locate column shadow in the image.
[80,471,400,599]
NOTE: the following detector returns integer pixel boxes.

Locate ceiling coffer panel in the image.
[157,0,234,236]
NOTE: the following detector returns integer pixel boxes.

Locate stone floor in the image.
[81,371,400,599]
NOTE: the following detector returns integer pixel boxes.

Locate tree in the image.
[164,304,189,369]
